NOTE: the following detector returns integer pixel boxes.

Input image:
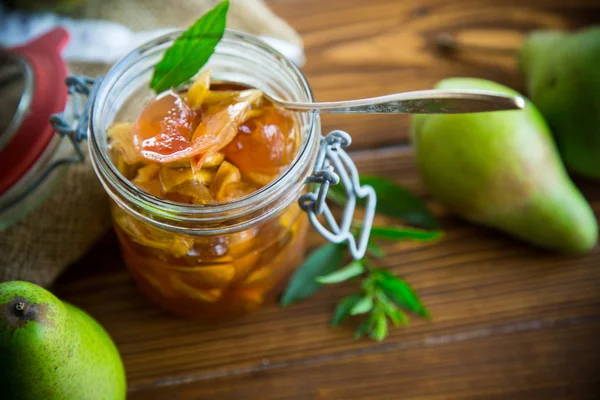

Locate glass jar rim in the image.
[89,29,318,228]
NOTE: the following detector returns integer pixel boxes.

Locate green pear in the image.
[519,27,600,179]
[411,78,597,253]
[0,281,126,400]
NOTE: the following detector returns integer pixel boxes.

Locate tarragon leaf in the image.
[369,225,444,242]
[372,314,388,341]
[280,244,346,306]
[150,0,229,93]
[350,296,374,315]
[379,295,409,326]
[354,312,378,340]
[331,294,362,326]
[316,261,365,284]
[367,241,386,259]
[377,270,430,318]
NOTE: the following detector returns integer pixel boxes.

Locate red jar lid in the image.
[0,28,70,195]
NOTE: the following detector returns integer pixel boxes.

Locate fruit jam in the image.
[107,71,308,319]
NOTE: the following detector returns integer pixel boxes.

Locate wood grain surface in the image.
[53,0,600,399]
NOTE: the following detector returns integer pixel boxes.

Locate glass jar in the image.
[88,31,321,319]
[0,28,76,230]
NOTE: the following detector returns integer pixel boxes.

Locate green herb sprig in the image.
[281,176,443,341]
[150,0,229,93]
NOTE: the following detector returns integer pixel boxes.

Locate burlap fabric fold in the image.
[0,0,301,287]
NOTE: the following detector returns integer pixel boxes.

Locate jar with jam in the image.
[86,31,325,319]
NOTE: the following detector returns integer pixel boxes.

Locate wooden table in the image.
[54,0,600,398]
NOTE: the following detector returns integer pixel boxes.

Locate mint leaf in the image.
[350,296,374,315]
[369,226,443,241]
[354,321,370,339]
[326,187,347,206]
[354,313,377,339]
[280,244,346,306]
[316,261,365,284]
[150,0,229,93]
[377,270,430,318]
[367,241,385,258]
[379,295,408,326]
[372,314,388,341]
[331,294,362,326]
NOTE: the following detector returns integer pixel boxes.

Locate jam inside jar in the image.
[89,31,319,319]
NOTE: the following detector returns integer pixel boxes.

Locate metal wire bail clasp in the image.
[299,130,377,260]
[49,75,101,161]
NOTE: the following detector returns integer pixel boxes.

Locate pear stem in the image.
[436,33,519,56]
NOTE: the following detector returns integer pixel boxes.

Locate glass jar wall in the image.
[89,30,320,319]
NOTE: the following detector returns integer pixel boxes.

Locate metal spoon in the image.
[213,81,525,114]
[269,89,525,114]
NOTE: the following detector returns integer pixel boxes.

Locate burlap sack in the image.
[0,0,301,287]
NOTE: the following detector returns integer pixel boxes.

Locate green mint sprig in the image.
[150,0,229,93]
[330,265,430,341]
[281,175,442,341]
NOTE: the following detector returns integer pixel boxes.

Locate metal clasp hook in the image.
[1,75,100,212]
[299,130,377,260]
[50,75,100,160]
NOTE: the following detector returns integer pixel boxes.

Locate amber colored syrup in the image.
[108,78,307,319]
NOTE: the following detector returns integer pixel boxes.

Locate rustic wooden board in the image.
[53,0,600,398]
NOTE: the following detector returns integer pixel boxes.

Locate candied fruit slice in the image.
[170,277,223,303]
[163,159,191,168]
[159,167,192,192]
[224,105,298,175]
[243,171,276,187]
[171,182,215,204]
[228,227,259,257]
[113,206,193,257]
[242,265,273,288]
[133,163,160,183]
[218,181,257,202]
[203,152,225,168]
[114,153,136,178]
[279,202,301,229]
[108,122,143,164]
[195,169,217,185]
[159,166,216,193]
[210,161,241,201]
[133,164,162,197]
[185,70,211,109]
[190,89,263,170]
[231,250,262,284]
[135,179,163,198]
[172,264,235,289]
[203,90,238,105]
[186,235,230,263]
[133,90,219,162]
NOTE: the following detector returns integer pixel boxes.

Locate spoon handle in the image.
[273,89,525,114]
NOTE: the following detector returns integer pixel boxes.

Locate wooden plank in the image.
[53,147,600,397]
[127,321,600,400]
[267,0,600,149]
